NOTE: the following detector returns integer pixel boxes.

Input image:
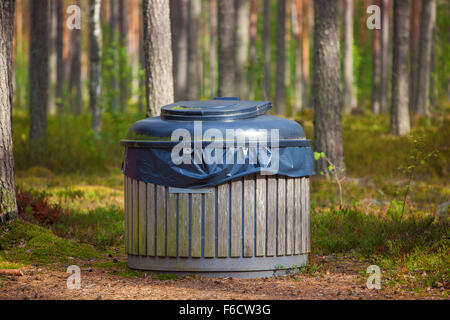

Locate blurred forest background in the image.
[0,0,449,297]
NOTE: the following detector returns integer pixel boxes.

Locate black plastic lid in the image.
[160,97,271,121]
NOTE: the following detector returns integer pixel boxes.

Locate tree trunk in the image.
[142,0,174,117]
[0,0,17,224]
[274,0,286,114]
[263,0,270,100]
[187,0,201,99]
[47,0,57,115]
[409,0,421,112]
[69,0,82,115]
[301,0,310,108]
[235,0,249,99]
[170,0,188,100]
[56,0,64,114]
[371,1,381,114]
[248,0,258,100]
[414,0,435,115]
[218,0,236,96]
[343,0,355,114]
[209,0,217,98]
[293,0,303,113]
[109,0,119,111]
[119,0,129,110]
[380,0,390,114]
[89,0,102,133]
[390,0,411,136]
[29,0,49,157]
[313,0,344,174]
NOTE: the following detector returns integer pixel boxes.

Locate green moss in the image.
[0,220,101,265]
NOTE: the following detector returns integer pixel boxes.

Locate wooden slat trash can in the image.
[121,98,314,278]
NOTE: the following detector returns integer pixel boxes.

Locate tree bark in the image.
[248,0,258,99]
[56,0,64,114]
[409,0,421,112]
[142,0,174,117]
[109,0,119,111]
[170,0,188,100]
[89,0,102,133]
[391,0,411,136]
[0,0,17,224]
[313,0,344,174]
[301,0,311,108]
[274,0,286,114]
[209,0,217,98]
[69,0,82,115]
[414,0,435,115]
[343,0,355,114]
[218,0,236,96]
[235,0,249,99]
[47,0,57,115]
[380,0,390,114]
[263,0,270,100]
[187,0,201,99]
[119,0,129,110]
[371,1,381,114]
[29,0,49,156]
[293,0,303,112]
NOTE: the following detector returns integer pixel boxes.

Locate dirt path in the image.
[0,255,445,300]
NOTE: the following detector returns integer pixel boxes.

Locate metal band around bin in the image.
[120,139,312,148]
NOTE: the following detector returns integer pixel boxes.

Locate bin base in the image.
[127,254,308,279]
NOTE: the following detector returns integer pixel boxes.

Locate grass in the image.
[2,110,449,294]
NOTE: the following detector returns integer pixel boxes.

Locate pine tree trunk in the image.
[343,0,355,114]
[109,0,119,111]
[409,0,421,112]
[301,0,310,108]
[0,0,17,224]
[89,0,102,133]
[263,0,270,100]
[235,0,249,99]
[414,0,435,115]
[275,0,286,114]
[218,0,236,96]
[371,1,381,114]
[69,0,82,115]
[187,0,201,99]
[48,0,57,115]
[380,0,390,114]
[119,0,129,110]
[313,0,344,174]
[170,0,188,100]
[293,0,303,112]
[142,0,174,117]
[56,0,64,114]
[29,0,49,156]
[391,0,411,136]
[209,0,217,98]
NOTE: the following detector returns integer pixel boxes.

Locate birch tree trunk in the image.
[187,0,201,99]
[142,0,174,117]
[390,0,411,136]
[313,0,344,174]
[0,0,17,224]
[343,0,355,114]
[235,0,249,99]
[380,0,390,114]
[414,0,435,115]
[89,0,102,133]
[170,0,188,100]
[29,0,49,156]
[218,0,236,96]
[275,0,286,114]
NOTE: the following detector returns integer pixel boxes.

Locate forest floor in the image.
[0,253,444,300]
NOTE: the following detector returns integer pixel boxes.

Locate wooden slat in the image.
[294,178,302,254]
[132,179,139,255]
[266,176,277,256]
[301,178,307,253]
[204,191,215,258]
[156,185,166,256]
[286,177,294,255]
[305,178,310,252]
[127,177,133,254]
[178,193,190,257]
[243,175,255,257]
[167,192,177,257]
[146,183,156,256]
[124,176,128,254]
[217,183,229,257]
[277,176,286,256]
[230,178,242,257]
[191,194,202,258]
[138,181,147,255]
[255,175,266,257]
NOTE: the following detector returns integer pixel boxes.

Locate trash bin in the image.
[120,98,314,278]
